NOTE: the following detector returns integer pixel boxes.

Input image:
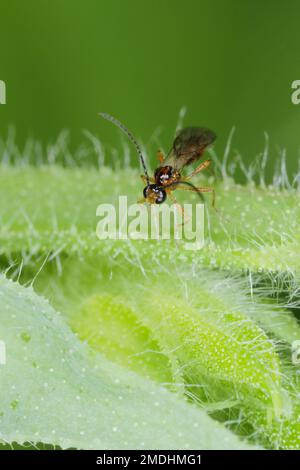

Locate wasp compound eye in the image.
[155,188,167,204]
[143,184,167,204]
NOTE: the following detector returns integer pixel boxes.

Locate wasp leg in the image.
[140,175,155,184]
[184,159,212,180]
[157,149,165,164]
[167,190,190,225]
[176,185,216,209]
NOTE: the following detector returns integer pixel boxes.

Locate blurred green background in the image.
[1,0,300,179]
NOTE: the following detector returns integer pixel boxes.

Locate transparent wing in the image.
[163,127,216,171]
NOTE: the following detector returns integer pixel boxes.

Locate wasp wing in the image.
[163,127,216,171]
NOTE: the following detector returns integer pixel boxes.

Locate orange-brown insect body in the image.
[143,126,216,205]
[154,165,181,187]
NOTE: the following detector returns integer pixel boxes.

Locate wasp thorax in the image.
[143,184,166,204]
[154,165,174,186]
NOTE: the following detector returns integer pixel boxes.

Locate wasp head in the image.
[143,184,167,204]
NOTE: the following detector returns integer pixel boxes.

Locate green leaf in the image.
[26,252,300,449]
[0,275,255,450]
[1,164,300,449]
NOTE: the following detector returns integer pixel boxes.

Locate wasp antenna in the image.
[99,112,150,186]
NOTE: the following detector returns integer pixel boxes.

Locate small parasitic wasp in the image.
[99,113,216,207]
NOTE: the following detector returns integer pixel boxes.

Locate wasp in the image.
[99,113,216,207]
